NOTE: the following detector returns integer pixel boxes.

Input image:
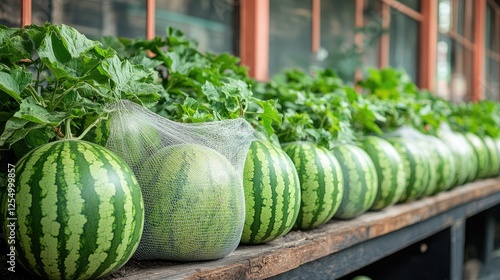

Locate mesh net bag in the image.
[104,100,255,261]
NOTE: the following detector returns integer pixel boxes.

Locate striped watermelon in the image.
[424,136,457,194]
[416,139,440,197]
[331,144,377,219]
[386,138,430,202]
[3,140,144,280]
[482,136,500,178]
[358,136,406,210]
[241,140,301,244]
[282,142,343,230]
[465,132,489,180]
[134,143,244,260]
[437,130,476,187]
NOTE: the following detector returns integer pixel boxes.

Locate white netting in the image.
[104,100,255,261]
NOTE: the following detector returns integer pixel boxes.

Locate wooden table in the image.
[114,178,500,280]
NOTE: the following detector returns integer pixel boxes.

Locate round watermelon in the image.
[358,136,406,210]
[464,132,489,180]
[482,136,500,178]
[437,130,476,187]
[423,136,456,195]
[241,140,301,244]
[134,143,244,261]
[331,144,377,219]
[386,138,430,202]
[283,141,343,230]
[3,139,144,280]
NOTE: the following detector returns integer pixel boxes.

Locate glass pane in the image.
[457,0,474,41]
[155,0,237,54]
[436,35,474,102]
[269,0,312,77]
[438,0,452,33]
[318,0,356,81]
[362,0,383,74]
[397,0,420,11]
[32,0,146,40]
[389,9,419,83]
[486,3,498,53]
[484,58,499,101]
[0,0,20,27]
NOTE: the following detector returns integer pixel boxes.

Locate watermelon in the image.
[282,141,343,230]
[424,136,456,194]
[438,130,476,187]
[464,132,490,180]
[482,136,500,178]
[331,144,377,219]
[386,138,430,202]
[416,139,440,197]
[358,136,406,210]
[496,138,500,175]
[241,140,301,244]
[3,140,144,280]
[134,143,244,260]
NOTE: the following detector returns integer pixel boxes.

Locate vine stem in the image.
[76,114,108,140]
[64,118,73,139]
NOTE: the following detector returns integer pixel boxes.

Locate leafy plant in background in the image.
[0,23,164,184]
[100,27,282,141]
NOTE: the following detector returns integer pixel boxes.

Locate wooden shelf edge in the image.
[117,178,500,280]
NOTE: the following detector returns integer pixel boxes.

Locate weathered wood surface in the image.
[115,178,500,280]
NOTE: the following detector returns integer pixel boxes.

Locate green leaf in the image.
[0,68,32,103]
[58,24,100,58]
[14,97,67,126]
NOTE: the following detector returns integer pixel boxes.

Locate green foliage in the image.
[100,28,281,141]
[0,23,164,159]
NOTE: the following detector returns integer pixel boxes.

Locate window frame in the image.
[17,0,495,99]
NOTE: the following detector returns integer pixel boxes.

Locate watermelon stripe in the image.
[321,148,343,221]
[23,142,59,279]
[306,145,326,227]
[248,142,269,243]
[274,152,295,241]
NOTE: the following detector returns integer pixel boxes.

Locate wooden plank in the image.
[239,0,269,81]
[115,178,500,280]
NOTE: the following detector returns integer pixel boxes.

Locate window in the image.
[485,0,500,101]
[318,0,357,81]
[436,0,475,102]
[268,0,312,77]
[31,0,146,40]
[389,8,420,82]
[155,0,238,54]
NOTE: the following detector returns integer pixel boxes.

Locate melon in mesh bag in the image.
[105,100,255,261]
